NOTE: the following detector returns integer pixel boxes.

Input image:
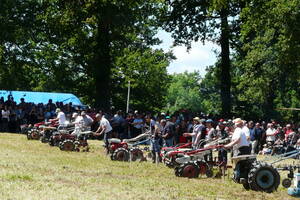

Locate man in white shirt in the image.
[73,111,94,134]
[51,108,66,126]
[242,120,250,142]
[225,118,250,156]
[95,113,112,151]
[266,123,276,144]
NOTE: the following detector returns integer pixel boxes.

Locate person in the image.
[165,116,175,146]
[224,118,250,156]
[266,123,276,144]
[132,114,144,138]
[1,106,10,132]
[111,110,126,139]
[242,120,250,142]
[150,121,163,164]
[51,108,66,126]
[73,111,93,133]
[160,119,173,147]
[205,119,216,142]
[216,121,229,164]
[183,117,202,148]
[285,124,294,142]
[250,123,263,154]
[94,113,113,152]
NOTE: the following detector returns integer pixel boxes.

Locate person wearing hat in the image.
[205,119,216,142]
[51,108,66,126]
[194,118,208,147]
[184,117,205,148]
[224,118,250,156]
[72,111,94,134]
[94,112,112,152]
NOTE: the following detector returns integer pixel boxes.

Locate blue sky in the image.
[154,30,219,77]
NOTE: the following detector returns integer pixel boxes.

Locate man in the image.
[51,108,66,126]
[161,119,173,147]
[251,123,263,154]
[205,119,216,142]
[184,117,206,149]
[224,118,250,156]
[95,113,113,151]
[132,113,144,138]
[242,120,250,142]
[216,121,229,164]
[266,123,276,144]
[73,111,93,133]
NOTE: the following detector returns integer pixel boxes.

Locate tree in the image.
[36,0,163,110]
[160,0,244,117]
[236,0,300,121]
[164,71,203,113]
[113,48,173,112]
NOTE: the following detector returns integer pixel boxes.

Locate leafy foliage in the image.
[164,71,203,113]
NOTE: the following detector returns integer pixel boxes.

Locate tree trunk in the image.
[219,8,231,118]
[92,22,112,111]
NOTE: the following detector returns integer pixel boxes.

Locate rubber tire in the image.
[177,161,200,178]
[130,148,144,162]
[248,162,280,193]
[243,182,250,190]
[59,140,75,151]
[196,160,212,178]
[112,148,130,162]
[174,167,181,177]
[27,133,32,140]
[49,137,55,146]
[31,131,40,140]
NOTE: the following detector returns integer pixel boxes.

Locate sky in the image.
[154,30,219,76]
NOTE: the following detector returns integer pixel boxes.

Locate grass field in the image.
[0,133,298,200]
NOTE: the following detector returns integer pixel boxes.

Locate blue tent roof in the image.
[0,90,83,105]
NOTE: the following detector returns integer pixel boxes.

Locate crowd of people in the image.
[2,95,300,158]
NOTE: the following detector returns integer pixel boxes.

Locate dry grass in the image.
[0,133,298,200]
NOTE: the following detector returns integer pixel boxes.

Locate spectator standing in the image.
[242,121,251,142]
[266,123,276,144]
[161,119,173,147]
[251,123,263,154]
[206,119,216,142]
[132,114,144,138]
[1,106,10,132]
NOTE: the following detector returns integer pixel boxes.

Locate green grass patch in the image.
[0,133,298,200]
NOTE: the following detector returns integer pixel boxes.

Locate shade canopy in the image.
[0,90,83,105]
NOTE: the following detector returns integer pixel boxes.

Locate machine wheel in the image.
[177,161,200,178]
[196,160,212,178]
[110,153,115,161]
[130,148,144,162]
[31,131,40,140]
[174,167,181,177]
[248,162,280,193]
[112,148,130,161]
[242,182,250,190]
[59,140,75,151]
[282,178,292,188]
[27,133,32,140]
[40,136,48,143]
[49,137,55,146]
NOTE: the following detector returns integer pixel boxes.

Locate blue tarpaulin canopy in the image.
[0,90,83,105]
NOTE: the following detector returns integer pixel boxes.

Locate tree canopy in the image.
[1,0,300,121]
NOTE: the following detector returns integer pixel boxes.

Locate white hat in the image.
[233,118,243,124]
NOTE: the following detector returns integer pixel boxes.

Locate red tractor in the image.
[161,138,231,178]
[107,132,151,162]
